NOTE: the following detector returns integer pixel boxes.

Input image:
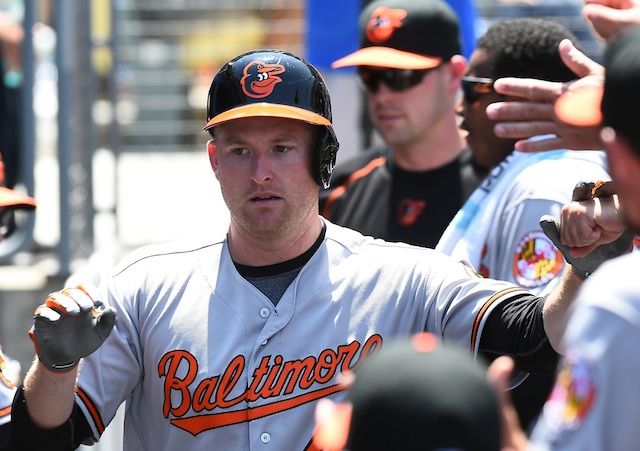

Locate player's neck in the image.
[393,122,465,171]
[227,215,324,267]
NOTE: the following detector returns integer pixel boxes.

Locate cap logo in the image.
[240,61,285,99]
[366,6,407,43]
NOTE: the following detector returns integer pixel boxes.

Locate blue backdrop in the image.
[305,0,478,70]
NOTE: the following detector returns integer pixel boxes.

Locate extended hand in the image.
[486,40,604,152]
[540,181,634,279]
[29,284,116,373]
[583,0,640,41]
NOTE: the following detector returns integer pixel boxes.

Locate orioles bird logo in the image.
[241,61,285,99]
[366,6,407,43]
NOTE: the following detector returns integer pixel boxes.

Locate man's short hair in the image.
[477,18,580,82]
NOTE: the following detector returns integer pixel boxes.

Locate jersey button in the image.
[261,339,268,346]
[259,308,270,318]
[260,432,271,443]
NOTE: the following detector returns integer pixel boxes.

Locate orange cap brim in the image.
[332,47,441,70]
[0,187,36,209]
[203,103,331,132]
[554,86,604,127]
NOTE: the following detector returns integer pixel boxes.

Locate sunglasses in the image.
[357,67,439,93]
[461,76,496,104]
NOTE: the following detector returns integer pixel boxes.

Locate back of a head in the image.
[601,25,640,155]
[477,17,580,82]
[346,334,501,451]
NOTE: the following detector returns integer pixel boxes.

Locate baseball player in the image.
[526,25,640,450]
[438,18,611,429]
[319,0,484,249]
[0,151,36,451]
[10,49,630,451]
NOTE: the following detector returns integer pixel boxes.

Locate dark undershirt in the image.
[234,225,326,305]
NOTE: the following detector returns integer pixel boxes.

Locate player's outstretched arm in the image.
[540,181,634,351]
[486,39,604,152]
[22,285,116,429]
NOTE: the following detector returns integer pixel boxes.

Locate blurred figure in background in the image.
[321,0,484,249]
[0,9,24,190]
[312,333,504,451]
[0,150,36,451]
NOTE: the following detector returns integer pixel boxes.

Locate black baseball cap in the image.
[332,0,461,70]
[345,334,501,451]
[555,25,640,141]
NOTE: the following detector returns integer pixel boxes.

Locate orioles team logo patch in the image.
[539,351,597,434]
[512,230,563,288]
[240,60,285,99]
[366,6,407,43]
[396,199,426,226]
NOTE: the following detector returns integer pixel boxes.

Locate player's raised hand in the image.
[486,39,604,153]
[540,180,634,279]
[583,0,640,41]
[29,284,116,373]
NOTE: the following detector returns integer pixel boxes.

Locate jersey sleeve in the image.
[0,375,14,428]
[74,275,144,441]
[487,197,566,296]
[426,256,532,353]
[528,255,640,450]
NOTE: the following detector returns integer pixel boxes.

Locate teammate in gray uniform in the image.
[527,25,640,450]
[9,49,626,451]
[489,25,640,450]
[439,18,610,430]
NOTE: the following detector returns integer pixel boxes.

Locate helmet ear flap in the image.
[315,126,339,189]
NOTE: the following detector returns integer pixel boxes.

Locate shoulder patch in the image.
[512,230,563,288]
[539,351,597,434]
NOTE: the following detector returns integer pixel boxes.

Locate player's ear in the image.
[312,399,352,451]
[207,140,219,177]
[447,54,467,89]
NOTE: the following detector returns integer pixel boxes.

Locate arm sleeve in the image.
[478,294,559,374]
[10,385,93,451]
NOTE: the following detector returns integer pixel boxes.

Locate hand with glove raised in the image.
[29,284,116,373]
[540,180,634,280]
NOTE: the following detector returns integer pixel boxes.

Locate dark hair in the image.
[601,25,640,156]
[477,18,580,82]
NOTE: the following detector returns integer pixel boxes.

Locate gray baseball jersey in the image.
[74,220,527,450]
[529,251,640,450]
[449,150,608,295]
[0,351,14,428]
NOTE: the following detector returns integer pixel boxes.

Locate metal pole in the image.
[55,0,72,275]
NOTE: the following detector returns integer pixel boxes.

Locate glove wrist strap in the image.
[37,354,78,374]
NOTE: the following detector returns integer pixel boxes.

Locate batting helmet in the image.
[203,49,340,189]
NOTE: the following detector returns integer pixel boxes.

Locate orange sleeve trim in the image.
[470,287,525,356]
[76,386,106,435]
[321,156,387,218]
[0,406,11,417]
